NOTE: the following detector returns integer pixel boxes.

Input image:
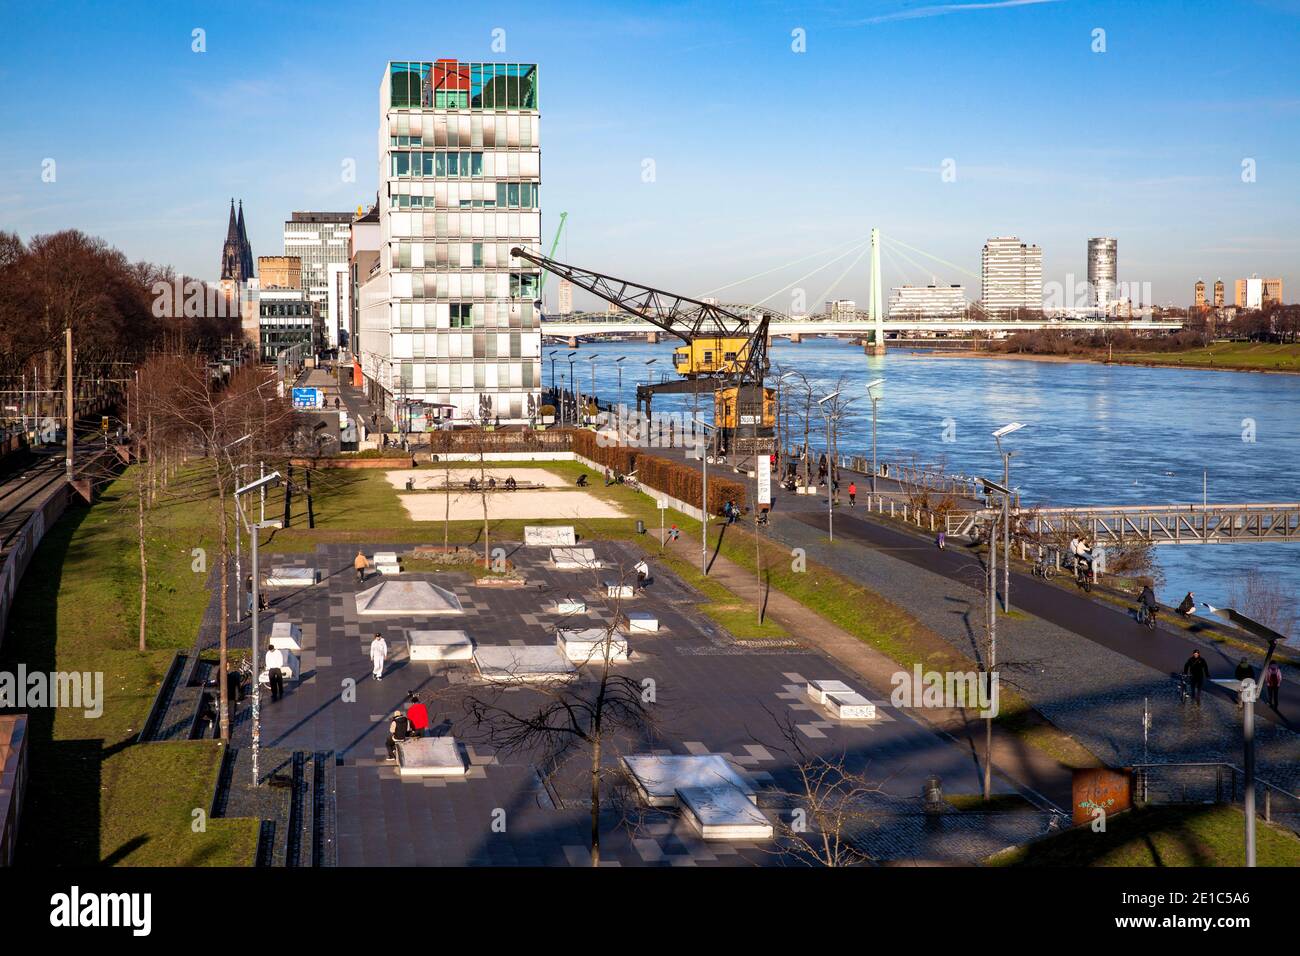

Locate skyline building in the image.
[1194,279,1206,309]
[357,59,542,427]
[1263,277,1284,307]
[1213,278,1225,307]
[1087,237,1117,310]
[284,211,352,349]
[888,284,967,318]
[557,277,573,315]
[980,237,1042,315]
[1235,275,1263,309]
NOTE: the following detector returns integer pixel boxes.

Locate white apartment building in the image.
[887,284,967,319]
[1086,237,1117,310]
[980,237,1042,315]
[826,299,857,321]
[556,277,574,315]
[358,59,542,427]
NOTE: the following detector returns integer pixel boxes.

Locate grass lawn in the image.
[1113,341,1300,373]
[1,465,260,865]
[989,804,1300,867]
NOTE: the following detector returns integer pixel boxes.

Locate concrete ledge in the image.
[409,629,474,662]
[397,737,467,777]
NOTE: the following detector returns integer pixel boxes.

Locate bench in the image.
[806,679,876,720]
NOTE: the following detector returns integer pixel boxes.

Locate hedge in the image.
[572,430,747,514]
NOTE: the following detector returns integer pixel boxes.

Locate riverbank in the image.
[899,341,1300,375]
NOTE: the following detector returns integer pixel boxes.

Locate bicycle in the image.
[1031,551,1055,579]
[1070,556,1092,593]
[1172,672,1190,705]
[1137,603,1158,630]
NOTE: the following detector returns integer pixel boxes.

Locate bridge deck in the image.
[946,502,1300,545]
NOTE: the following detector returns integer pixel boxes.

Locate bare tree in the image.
[463,559,656,865]
[1228,570,1296,637]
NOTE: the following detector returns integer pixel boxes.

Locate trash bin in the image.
[922,775,944,813]
[635,520,646,534]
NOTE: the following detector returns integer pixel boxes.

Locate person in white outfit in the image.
[369,632,388,681]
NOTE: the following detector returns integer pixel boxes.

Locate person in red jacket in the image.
[405,691,430,737]
[848,481,857,506]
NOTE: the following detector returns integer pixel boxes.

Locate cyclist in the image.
[1137,583,1159,625]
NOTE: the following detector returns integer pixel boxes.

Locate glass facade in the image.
[365,58,542,426]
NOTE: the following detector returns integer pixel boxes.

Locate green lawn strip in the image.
[988,804,1300,867]
[1111,342,1300,372]
[99,741,260,866]
[1,464,259,865]
[946,793,1037,812]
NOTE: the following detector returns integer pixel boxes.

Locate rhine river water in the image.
[550,337,1300,627]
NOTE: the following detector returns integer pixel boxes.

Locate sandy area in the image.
[384,467,569,491]
[399,488,627,522]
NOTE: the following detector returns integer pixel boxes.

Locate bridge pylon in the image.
[868,227,885,355]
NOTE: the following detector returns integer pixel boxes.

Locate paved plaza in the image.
[227,537,1042,865]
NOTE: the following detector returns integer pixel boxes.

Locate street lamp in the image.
[229,434,253,623]
[691,417,715,575]
[587,354,598,420]
[991,422,1026,612]
[816,390,841,541]
[865,378,884,495]
[567,350,578,426]
[235,470,282,788]
[978,474,1010,800]
[614,356,627,405]
[1202,601,1286,869]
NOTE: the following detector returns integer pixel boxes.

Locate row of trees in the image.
[0,229,239,425]
[127,352,295,739]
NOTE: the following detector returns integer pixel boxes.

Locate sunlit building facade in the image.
[358,59,542,427]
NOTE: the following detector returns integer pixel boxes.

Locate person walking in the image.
[353,550,369,585]
[634,558,650,591]
[265,642,286,702]
[1263,661,1283,710]
[370,632,388,682]
[1183,650,1210,705]
[848,481,857,506]
[405,692,430,737]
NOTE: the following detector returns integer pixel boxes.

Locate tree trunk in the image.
[137,454,148,652]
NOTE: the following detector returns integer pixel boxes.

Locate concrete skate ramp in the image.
[355,579,464,616]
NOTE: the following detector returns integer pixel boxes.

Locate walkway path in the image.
[664,529,1078,810]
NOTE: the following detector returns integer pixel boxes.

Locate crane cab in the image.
[714,384,776,436]
[672,336,755,378]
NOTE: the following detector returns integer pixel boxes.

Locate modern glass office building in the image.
[285,212,352,349]
[357,59,542,427]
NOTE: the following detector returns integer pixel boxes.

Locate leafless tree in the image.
[1228,570,1296,637]
[463,559,657,865]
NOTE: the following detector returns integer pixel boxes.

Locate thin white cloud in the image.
[853,0,1062,26]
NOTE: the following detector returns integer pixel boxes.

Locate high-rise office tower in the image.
[980,237,1042,315]
[557,278,574,315]
[1262,277,1284,307]
[1086,237,1117,311]
[284,212,352,349]
[358,59,542,426]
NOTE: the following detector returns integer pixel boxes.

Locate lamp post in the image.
[548,349,558,399]
[865,378,884,495]
[229,434,252,623]
[991,422,1026,613]
[235,470,282,787]
[816,390,841,541]
[978,474,1010,801]
[692,417,714,575]
[614,356,626,405]
[775,372,795,467]
[1202,603,1287,868]
[567,350,578,426]
[588,354,598,419]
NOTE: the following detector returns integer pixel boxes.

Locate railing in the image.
[946,502,1300,545]
[1131,762,1300,830]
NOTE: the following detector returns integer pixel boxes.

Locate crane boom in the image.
[512,246,754,345]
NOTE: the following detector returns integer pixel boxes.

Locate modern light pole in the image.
[566,350,578,425]
[775,372,795,466]
[587,354,598,420]
[817,390,841,541]
[643,357,657,387]
[692,417,714,575]
[991,422,1026,613]
[978,474,1010,801]
[614,356,627,405]
[1202,602,1287,869]
[865,378,884,495]
[235,470,282,787]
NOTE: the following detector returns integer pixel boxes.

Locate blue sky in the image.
[1,0,1298,308]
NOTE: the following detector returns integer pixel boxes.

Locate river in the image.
[549,337,1300,633]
